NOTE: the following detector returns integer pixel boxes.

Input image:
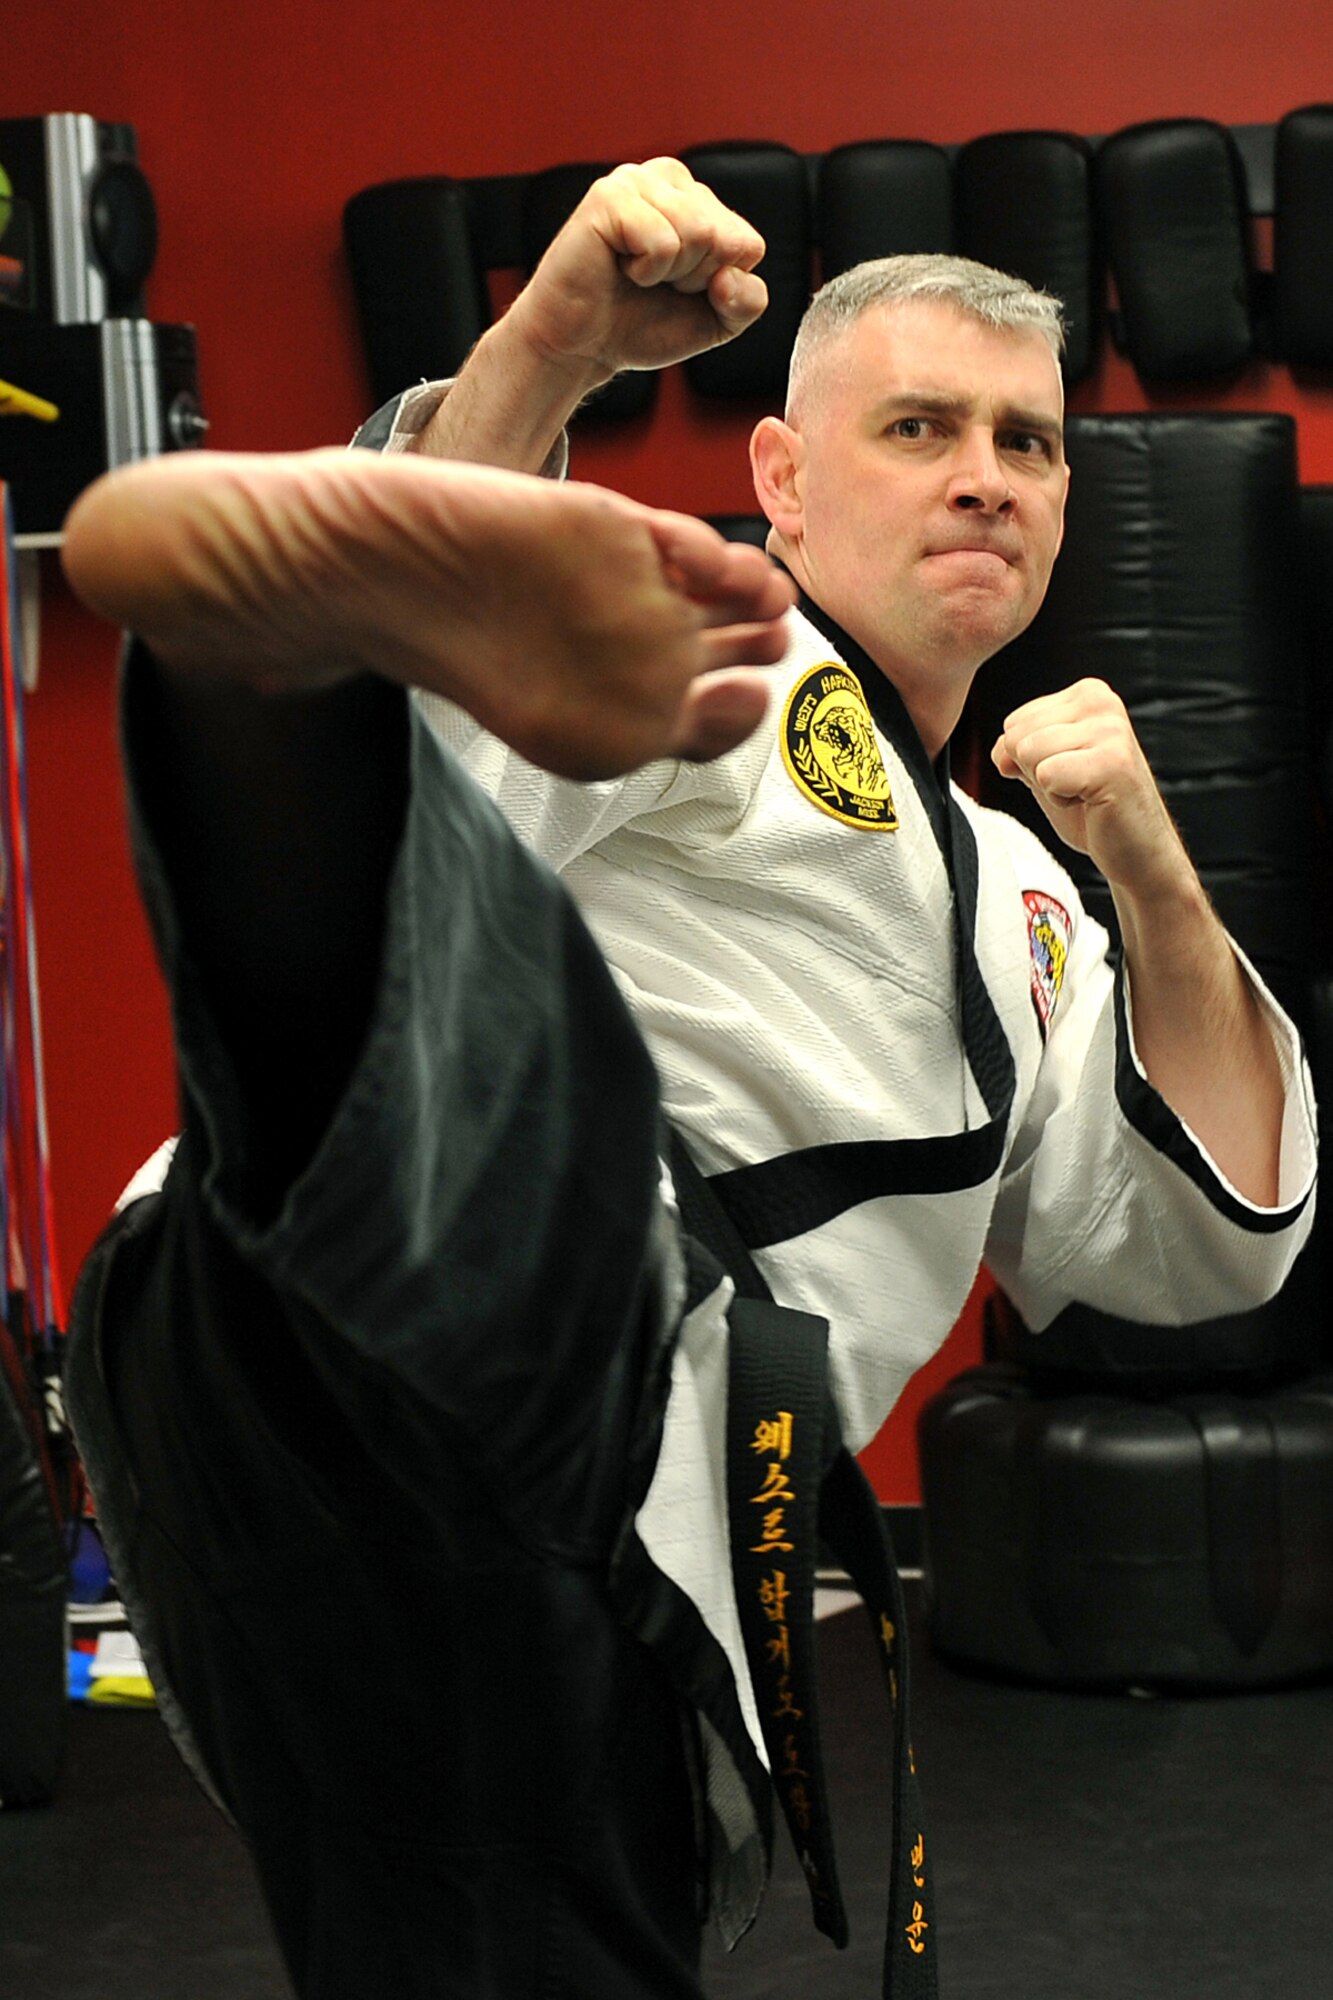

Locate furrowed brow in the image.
[998,403,1065,449]
[873,391,972,423]
[871,391,1063,446]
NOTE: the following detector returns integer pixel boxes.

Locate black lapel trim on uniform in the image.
[1112,973,1310,1235]
[695,594,1016,1253]
[797,594,1011,1113]
[943,783,1015,1123]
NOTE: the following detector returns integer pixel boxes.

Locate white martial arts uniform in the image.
[407,598,1315,1809]
[340,383,1320,1931]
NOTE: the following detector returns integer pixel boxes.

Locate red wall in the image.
[5,0,1332,1499]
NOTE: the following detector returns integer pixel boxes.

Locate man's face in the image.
[757,299,1070,719]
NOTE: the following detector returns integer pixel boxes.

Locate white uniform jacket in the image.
[414,604,1316,1441]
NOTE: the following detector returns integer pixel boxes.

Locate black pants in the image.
[68,661,712,1997]
[69,1130,707,2000]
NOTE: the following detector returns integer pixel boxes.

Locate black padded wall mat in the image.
[519,161,610,274]
[520,163,657,424]
[919,1365,1333,1689]
[816,139,953,277]
[344,113,1333,410]
[343,178,492,411]
[1273,105,1333,368]
[677,142,812,402]
[952,131,1100,384]
[1095,120,1254,379]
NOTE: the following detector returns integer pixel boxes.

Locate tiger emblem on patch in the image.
[781,663,898,830]
[1024,889,1072,1035]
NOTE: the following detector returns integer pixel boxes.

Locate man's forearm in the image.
[1113,876,1285,1207]
[993,677,1290,1207]
[407,316,606,471]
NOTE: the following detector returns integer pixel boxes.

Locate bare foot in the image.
[62,449,793,779]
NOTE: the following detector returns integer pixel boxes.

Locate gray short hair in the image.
[787,254,1066,417]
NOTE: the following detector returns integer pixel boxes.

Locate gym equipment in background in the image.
[0,115,205,538]
[343,109,1332,417]
[0,318,205,536]
[0,114,157,326]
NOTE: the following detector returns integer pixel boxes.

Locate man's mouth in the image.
[924,541,1018,566]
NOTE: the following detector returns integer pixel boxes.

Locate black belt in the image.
[671,1131,937,1999]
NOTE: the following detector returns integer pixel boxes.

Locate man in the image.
[371,159,1313,1450]
[62,160,1314,1998]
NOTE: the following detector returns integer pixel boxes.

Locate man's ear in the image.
[1055,458,1070,560]
[750,417,805,540]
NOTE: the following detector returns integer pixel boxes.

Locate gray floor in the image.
[4,1585,1333,1998]
[710,1591,1333,1998]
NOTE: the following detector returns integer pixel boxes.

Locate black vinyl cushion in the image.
[919,1364,1333,1689]
[1095,119,1254,379]
[343,178,491,410]
[1273,104,1333,367]
[681,142,811,402]
[816,139,954,277]
[953,130,1100,383]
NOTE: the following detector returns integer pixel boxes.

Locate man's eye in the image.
[1005,432,1051,458]
[891,417,931,440]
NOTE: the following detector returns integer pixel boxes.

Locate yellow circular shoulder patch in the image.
[781,662,899,830]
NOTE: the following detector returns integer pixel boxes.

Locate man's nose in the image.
[947,430,1014,513]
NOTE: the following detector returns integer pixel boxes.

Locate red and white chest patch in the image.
[1023,889,1072,1036]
